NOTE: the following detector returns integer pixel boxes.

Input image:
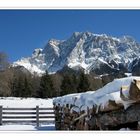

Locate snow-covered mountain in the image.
[13,32,140,75]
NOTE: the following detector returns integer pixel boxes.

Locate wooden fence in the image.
[0,106,55,127]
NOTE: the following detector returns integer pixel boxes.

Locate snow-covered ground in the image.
[119,128,132,131]
[53,76,140,113]
[0,97,53,108]
[0,97,55,131]
[0,124,55,131]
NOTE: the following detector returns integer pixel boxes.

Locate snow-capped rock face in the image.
[13,32,140,75]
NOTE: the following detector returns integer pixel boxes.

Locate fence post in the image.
[36,106,39,127]
[0,106,2,125]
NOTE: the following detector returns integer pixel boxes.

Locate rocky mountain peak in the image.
[13,31,140,75]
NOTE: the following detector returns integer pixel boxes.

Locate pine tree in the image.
[60,74,77,96]
[16,76,24,97]
[11,74,32,97]
[71,74,78,93]
[31,75,40,97]
[11,75,17,97]
[38,71,55,98]
[12,76,24,97]
[23,77,32,97]
[77,72,90,93]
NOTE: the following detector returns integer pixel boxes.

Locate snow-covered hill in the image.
[13,32,140,75]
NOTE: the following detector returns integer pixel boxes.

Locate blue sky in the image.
[0,10,140,62]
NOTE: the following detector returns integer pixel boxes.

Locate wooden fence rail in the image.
[0,106,55,127]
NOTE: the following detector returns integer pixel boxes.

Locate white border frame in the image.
[0,0,140,9]
[1,0,140,139]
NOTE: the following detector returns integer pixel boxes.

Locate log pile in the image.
[54,79,140,130]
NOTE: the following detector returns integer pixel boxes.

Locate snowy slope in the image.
[13,32,140,75]
[53,76,140,112]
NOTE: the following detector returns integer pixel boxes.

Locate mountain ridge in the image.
[13,32,140,75]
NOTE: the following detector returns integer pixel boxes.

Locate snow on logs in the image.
[53,77,140,130]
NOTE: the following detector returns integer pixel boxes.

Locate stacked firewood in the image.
[53,103,91,130]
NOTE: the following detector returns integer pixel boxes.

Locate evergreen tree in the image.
[23,77,32,97]
[77,72,90,93]
[71,74,78,93]
[31,75,40,97]
[16,76,25,97]
[11,75,17,97]
[11,74,32,97]
[11,76,24,97]
[38,71,55,98]
[60,74,77,96]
